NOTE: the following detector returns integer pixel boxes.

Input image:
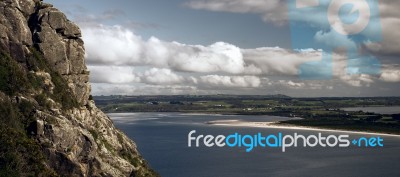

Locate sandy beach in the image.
[207,120,400,137]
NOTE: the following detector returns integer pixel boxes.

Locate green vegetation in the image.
[35,93,51,109]
[0,51,63,176]
[0,53,30,96]
[101,139,115,155]
[0,95,57,177]
[88,129,99,141]
[89,129,114,155]
[0,48,81,175]
[50,71,79,109]
[95,95,400,134]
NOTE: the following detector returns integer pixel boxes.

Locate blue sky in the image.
[45,0,400,96]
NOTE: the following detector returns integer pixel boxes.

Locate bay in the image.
[110,112,400,177]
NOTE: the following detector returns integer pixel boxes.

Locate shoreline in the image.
[207,120,400,137]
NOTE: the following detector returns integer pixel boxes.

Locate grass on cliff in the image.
[0,51,78,176]
[0,53,30,96]
[0,95,57,177]
[0,51,59,176]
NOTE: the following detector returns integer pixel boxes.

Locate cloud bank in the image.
[81,24,399,96]
[83,25,324,77]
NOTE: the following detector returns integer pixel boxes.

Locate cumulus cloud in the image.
[200,75,261,88]
[79,1,400,96]
[87,65,262,89]
[242,47,322,75]
[83,25,143,66]
[162,41,245,74]
[83,25,325,77]
[83,24,394,93]
[91,83,201,96]
[340,74,374,87]
[286,80,306,88]
[88,66,140,84]
[380,69,400,82]
[140,68,184,85]
[275,80,333,90]
[83,25,245,74]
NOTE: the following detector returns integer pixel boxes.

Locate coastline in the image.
[207,120,400,137]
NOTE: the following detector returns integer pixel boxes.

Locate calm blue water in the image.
[109,113,400,177]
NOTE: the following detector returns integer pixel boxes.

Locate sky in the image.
[46,0,400,97]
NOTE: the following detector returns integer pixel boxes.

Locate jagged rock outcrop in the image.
[0,0,157,176]
[31,1,89,105]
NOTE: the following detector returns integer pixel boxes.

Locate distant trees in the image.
[169,101,183,105]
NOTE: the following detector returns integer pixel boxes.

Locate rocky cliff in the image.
[0,0,158,176]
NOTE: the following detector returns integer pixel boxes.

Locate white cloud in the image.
[200,75,261,88]
[140,68,184,85]
[82,25,326,77]
[340,74,374,87]
[380,69,400,82]
[287,80,306,88]
[277,80,307,89]
[276,80,333,90]
[91,83,201,96]
[85,23,400,96]
[242,47,322,75]
[83,25,144,65]
[164,41,245,74]
[82,25,245,74]
[88,66,140,84]
[83,24,392,92]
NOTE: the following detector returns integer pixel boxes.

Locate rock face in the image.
[0,0,157,176]
[32,2,90,105]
